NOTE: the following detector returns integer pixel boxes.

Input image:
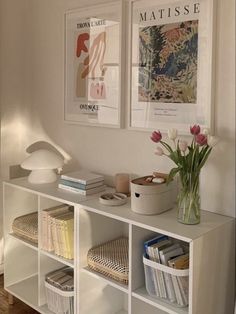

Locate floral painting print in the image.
[138,20,198,103]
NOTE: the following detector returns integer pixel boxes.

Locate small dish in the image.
[99,193,127,206]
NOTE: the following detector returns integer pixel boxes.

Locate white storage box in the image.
[45,281,74,314]
[143,255,189,307]
[45,266,74,314]
[131,176,175,215]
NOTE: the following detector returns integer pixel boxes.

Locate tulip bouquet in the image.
[151,125,218,224]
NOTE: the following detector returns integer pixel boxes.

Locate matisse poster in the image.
[130,0,215,133]
[65,2,122,127]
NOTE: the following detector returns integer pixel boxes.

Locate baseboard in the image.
[0,263,3,275]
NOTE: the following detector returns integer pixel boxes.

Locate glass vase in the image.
[177,171,200,225]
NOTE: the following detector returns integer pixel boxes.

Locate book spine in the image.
[65,219,74,260]
[41,211,47,250]
[153,248,167,298]
[147,246,160,297]
[58,184,86,195]
[60,179,103,190]
[51,216,59,255]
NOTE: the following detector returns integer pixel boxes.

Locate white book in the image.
[159,244,184,303]
[58,183,105,195]
[41,204,70,251]
[151,239,172,298]
[147,246,160,297]
[61,170,104,185]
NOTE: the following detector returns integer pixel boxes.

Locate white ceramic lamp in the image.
[21,149,64,184]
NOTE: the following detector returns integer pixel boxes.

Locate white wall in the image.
[0,0,235,223]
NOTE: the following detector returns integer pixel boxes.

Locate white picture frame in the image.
[127,0,216,134]
[64,1,124,128]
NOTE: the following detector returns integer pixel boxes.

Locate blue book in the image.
[144,234,169,257]
[59,179,104,190]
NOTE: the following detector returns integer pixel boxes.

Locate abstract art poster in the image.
[128,0,216,133]
[65,1,123,127]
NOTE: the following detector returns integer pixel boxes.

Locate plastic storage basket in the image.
[45,267,74,314]
[143,255,189,307]
[87,237,129,285]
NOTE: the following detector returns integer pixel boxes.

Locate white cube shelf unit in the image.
[3,177,235,314]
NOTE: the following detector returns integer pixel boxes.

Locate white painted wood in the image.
[79,197,233,242]
[3,178,235,314]
[5,275,54,314]
[82,267,128,293]
[132,287,188,314]
[132,296,170,314]
[4,236,38,287]
[9,233,38,251]
[39,249,74,268]
[79,271,128,314]
[189,219,235,314]
[5,275,39,309]
[4,177,111,206]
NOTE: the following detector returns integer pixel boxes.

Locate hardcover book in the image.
[61,170,104,185]
[58,183,105,195]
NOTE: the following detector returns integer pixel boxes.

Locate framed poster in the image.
[65,1,123,127]
[128,0,216,133]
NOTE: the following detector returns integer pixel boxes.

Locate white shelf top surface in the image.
[4,177,234,242]
[4,176,111,205]
[80,197,233,242]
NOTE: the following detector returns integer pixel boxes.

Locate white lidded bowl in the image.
[131,176,175,215]
[21,149,64,184]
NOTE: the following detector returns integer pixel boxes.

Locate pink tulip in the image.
[190,124,201,135]
[150,130,162,143]
[196,134,207,146]
[179,140,188,152]
[155,147,164,156]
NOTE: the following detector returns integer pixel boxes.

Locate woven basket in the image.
[12,212,38,243]
[87,237,129,285]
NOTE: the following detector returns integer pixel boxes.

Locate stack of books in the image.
[144,234,189,306]
[58,170,105,195]
[41,204,74,260]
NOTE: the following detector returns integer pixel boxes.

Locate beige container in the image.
[131,176,175,215]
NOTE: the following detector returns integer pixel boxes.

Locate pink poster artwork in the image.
[76,31,107,100]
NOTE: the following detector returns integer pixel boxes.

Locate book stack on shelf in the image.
[143,234,189,307]
[58,170,105,195]
[41,204,74,260]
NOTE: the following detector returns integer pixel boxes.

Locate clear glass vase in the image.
[177,171,200,225]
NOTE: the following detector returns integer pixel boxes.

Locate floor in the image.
[0,275,38,314]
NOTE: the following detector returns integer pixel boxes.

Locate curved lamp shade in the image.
[21,149,64,184]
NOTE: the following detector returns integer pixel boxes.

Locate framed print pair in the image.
[64,1,123,128]
[64,0,216,133]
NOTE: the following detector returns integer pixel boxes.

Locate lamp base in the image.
[28,169,57,184]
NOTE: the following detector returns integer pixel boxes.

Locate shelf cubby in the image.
[131,225,189,314]
[79,270,128,314]
[132,297,169,314]
[79,207,129,270]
